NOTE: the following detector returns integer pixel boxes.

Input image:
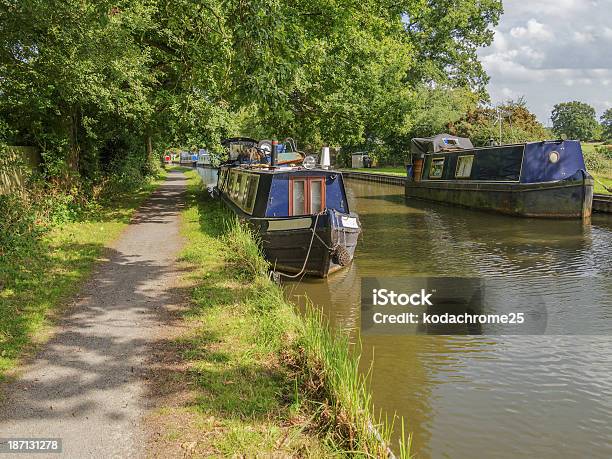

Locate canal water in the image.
[197,168,612,458]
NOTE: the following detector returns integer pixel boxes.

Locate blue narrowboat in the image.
[406,134,594,218]
[179,150,198,166]
[214,138,361,278]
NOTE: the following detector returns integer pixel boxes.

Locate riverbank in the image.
[146,169,408,457]
[0,174,165,378]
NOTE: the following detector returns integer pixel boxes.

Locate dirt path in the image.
[0,171,187,458]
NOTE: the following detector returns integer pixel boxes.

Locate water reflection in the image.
[196,166,218,187]
[285,179,612,458]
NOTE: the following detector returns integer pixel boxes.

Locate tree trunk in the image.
[146,135,153,163]
[67,107,80,178]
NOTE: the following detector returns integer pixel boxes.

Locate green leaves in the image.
[1,0,501,173]
[400,0,503,95]
[552,101,599,141]
[600,108,612,141]
[452,98,549,147]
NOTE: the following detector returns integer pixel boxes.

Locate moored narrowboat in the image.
[214,138,361,278]
[406,134,594,219]
[196,149,213,167]
[179,150,198,166]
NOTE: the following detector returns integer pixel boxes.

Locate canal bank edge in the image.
[145,169,409,457]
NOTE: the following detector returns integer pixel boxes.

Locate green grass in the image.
[343,166,406,176]
[165,165,194,173]
[171,169,409,457]
[583,143,612,194]
[0,176,165,377]
[593,174,612,194]
[581,142,599,155]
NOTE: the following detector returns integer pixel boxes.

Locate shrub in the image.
[595,144,612,160]
[100,153,161,198]
[583,147,608,172]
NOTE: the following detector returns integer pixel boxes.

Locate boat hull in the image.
[405,170,593,218]
[220,194,360,277]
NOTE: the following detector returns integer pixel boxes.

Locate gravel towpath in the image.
[0,171,187,458]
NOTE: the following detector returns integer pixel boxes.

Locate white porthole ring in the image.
[549,151,560,164]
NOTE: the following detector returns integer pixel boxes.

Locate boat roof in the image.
[411,136,573,155]
[221,137,258,146]
[410,133,474,155]
[226,165,341,175]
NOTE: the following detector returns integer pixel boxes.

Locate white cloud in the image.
[507,0,589,18]
[501,87,518,98]
[478,0,612,122]
[510,19,554,41]
[573,31,595,43]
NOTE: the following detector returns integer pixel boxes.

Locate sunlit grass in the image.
[0,176,164,378]
[592,174,612,194]
[171,169,409,456]
[343,166,406,176]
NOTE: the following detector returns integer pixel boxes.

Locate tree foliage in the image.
[400,0,503,96]
[451,98,549,147]
[551,101,599,141]
[601,108,612,141]
[0,0,503,175]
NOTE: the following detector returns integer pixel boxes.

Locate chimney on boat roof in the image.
[270,138,278,167]
[321,145,331,169]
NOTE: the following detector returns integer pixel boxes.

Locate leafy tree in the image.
[1,0,503,176]
[601,108,612,140]
[407,87,479,139]
[0,1,155,181]
[228,0,415,147]
[551,101,598,141]
[230,0,503,148]
[451,98,548,146]
[399,0,503,96]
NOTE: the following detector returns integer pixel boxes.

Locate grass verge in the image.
[156,169,409,457]
[0,173,165,378]
[342,167,406,176]
[592,174,612,195]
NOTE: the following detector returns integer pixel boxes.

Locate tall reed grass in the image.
[214,195,410,457]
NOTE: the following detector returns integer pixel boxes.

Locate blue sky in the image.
[478,0,612,124]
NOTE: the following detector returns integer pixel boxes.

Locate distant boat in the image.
[213,137,361,278]
[179,151,197,166]
[406,134,593,219]
[196,149,213,167]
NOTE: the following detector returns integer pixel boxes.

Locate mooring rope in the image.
[593,175,612,193]
[271,211,324,280]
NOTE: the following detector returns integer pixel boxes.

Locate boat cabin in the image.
[217,167,349,218]
[406,134,593,218]
[410,134,587,184]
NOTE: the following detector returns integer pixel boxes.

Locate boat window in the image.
[239,174,248,205]
[223,170,230,191]
[220,170,228,191]
[245,175,260,213]
[429,158,445,179]
[233,173,242,200]
[455,155,474,178]
[232,173,240,202]
[290,177,326,215]
[292,180,306,215]
[229,171,238,198]
[310,179,324,213]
